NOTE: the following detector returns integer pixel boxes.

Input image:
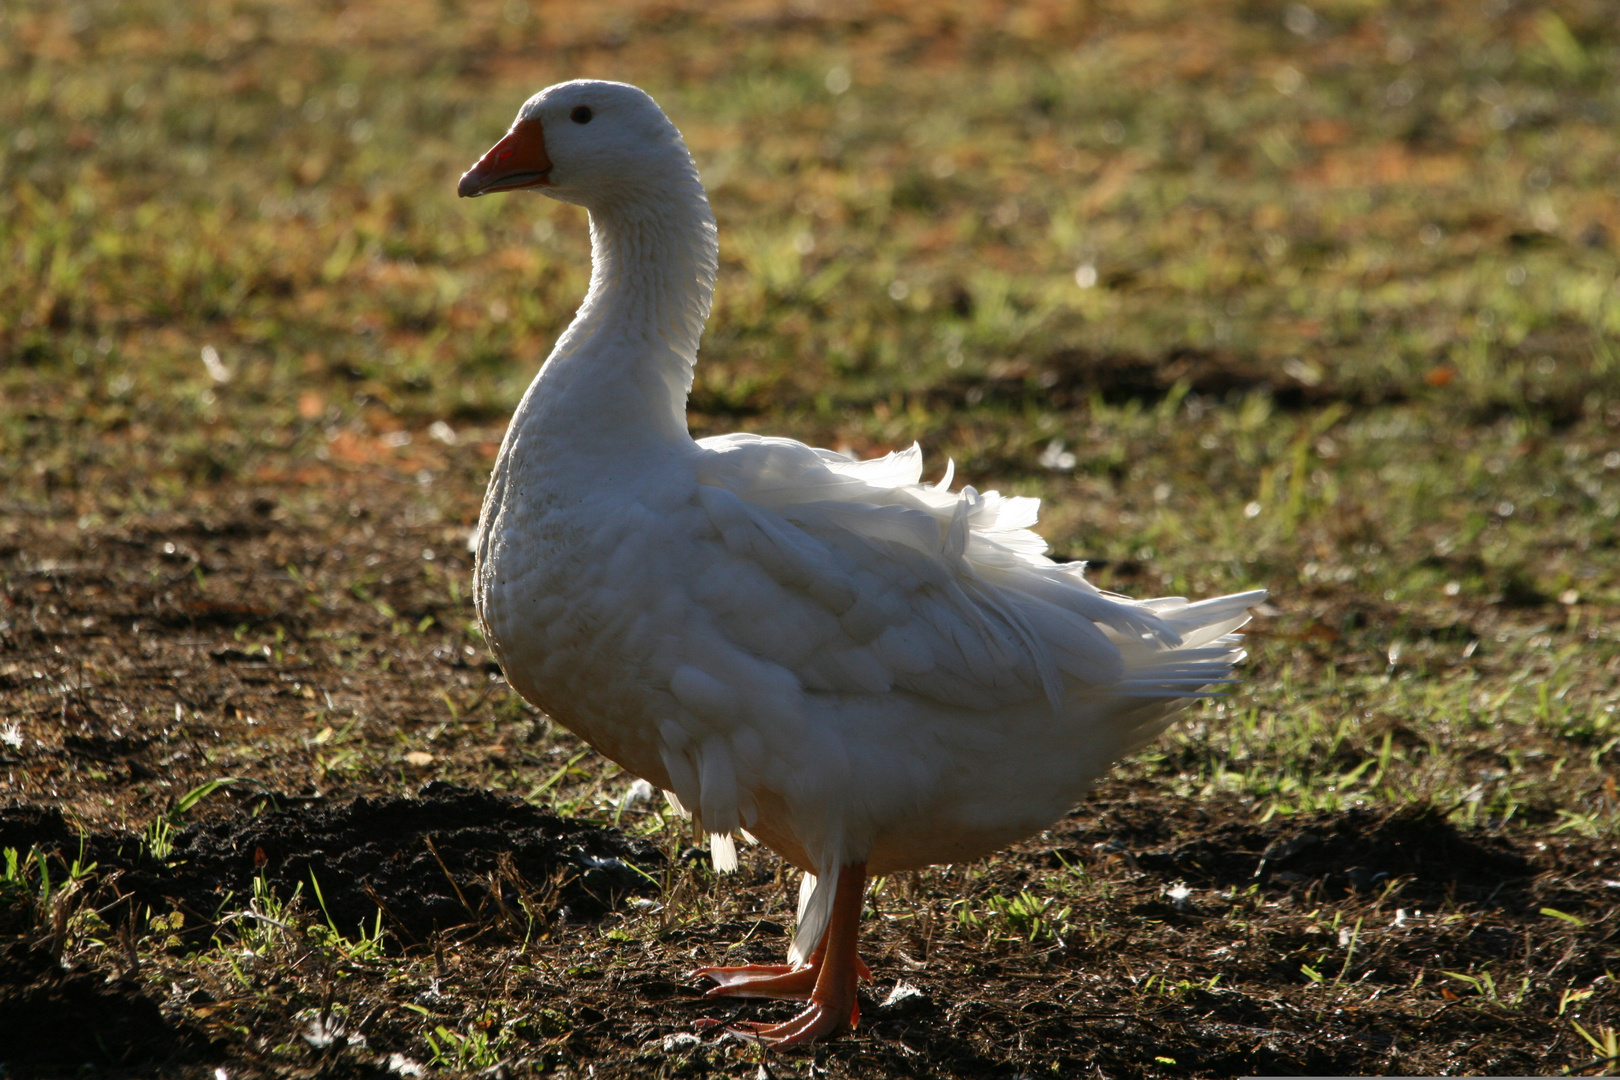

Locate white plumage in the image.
[459,79,1265,1045]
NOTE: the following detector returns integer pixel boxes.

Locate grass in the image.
[2,0,1619,1076]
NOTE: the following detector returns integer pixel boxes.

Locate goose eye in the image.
[570,106,593,124]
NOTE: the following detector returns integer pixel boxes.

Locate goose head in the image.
[457,80,696,211]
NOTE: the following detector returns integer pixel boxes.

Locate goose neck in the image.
[526,185,717,448]
[585,192,717,357]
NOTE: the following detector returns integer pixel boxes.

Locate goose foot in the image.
[693,861,869,1046]
[694,953,871,1000]
[724,995,860,1046]
[696,962,816,999]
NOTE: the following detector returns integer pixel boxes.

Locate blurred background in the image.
[5,1,1617,514]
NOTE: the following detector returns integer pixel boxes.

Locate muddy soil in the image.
[2,783,662,1074]
[1,782,662,947]
[0,938,209,1072]
[3,779,1616,1077]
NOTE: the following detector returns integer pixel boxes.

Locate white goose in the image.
[459,80,1265,1045]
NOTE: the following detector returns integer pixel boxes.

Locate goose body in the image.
[460,79,1265,1044]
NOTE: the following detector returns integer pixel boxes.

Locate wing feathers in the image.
[697,483,858,613]
[692,440,1264,715]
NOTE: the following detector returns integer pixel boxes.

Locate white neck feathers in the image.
[527,166,718,448]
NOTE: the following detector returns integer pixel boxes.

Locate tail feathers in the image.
[1114,637,1249,697]
[1107,587,1265,699]
[1141,589,1267,650]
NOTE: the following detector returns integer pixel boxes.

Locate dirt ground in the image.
[2,481,1618,1078]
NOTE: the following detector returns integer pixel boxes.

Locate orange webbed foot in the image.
[692,862,870,1046]
[693,962,818,1000]
[694,952,872,1001]
[724,994,861,1046]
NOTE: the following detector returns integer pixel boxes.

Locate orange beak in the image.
[458,118,552,198]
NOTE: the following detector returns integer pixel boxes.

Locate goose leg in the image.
[695,934,872,1000]
[695,861,869,1045]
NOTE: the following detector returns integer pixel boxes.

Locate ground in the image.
[2,0,1619,1076]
